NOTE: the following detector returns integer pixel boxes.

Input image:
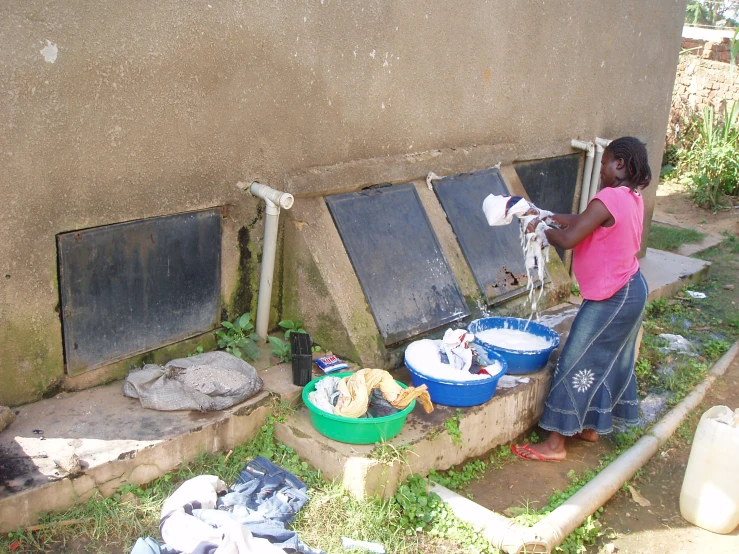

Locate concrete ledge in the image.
[275,367,553,500]
[0,382,274,533]
[274,302,581,500]
[639,247,712,302]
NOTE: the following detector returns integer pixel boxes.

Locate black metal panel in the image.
[58,209,222,375]
[326,184,469,344]
[515,154,581,260]
[432,168,536,305]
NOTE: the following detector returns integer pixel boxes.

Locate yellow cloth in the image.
[334,368,434,418]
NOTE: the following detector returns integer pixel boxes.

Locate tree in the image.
[686,0,739,28]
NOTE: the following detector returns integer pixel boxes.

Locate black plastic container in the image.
[291,332,313,386]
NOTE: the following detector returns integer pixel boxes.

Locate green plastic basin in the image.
[301,372,416,444]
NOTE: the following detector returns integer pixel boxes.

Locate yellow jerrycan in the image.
[679,405,739,534]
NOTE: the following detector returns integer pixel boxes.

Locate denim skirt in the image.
[538,270,648,436]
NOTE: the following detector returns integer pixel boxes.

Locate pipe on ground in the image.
[433,341,739,554]
[236,181,294,340]
[571,139,595,214]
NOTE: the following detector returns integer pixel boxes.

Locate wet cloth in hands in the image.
[334,368,434,417]
[482,194,553,300]
[482,194,533,226]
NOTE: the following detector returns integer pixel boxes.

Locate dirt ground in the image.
[651,179,738,237]
[595,354,739,553]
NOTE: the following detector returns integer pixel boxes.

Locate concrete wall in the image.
[0,1,686,406]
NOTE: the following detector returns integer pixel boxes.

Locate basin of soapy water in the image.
[404,339,508,406]
[468,317,560,374]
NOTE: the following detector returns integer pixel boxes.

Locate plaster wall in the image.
[0,1,686,405]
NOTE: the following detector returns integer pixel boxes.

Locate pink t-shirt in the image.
[573,186,644,301]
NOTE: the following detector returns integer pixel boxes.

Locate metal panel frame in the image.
[58,209,222,375]
[326,184,469,344]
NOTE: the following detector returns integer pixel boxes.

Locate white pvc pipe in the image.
[236,181,294,340]
[434,341,739,554]
[571,139,595,214]
[587,137,612,205]
[588,142,605,204]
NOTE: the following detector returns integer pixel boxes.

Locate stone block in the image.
[0,406,15,432]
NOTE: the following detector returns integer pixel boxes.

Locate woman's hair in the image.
[605,136,652,190]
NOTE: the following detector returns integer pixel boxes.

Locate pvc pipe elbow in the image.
[571,139,594,156]
[244,181,295,210]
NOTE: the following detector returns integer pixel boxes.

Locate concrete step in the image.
[0,343,293,534]
[640,247,712,303]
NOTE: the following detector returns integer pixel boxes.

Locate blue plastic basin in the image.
[404,349,508,407]
[468,317,560,375]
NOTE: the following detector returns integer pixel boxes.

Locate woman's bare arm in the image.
[543,200,613,250]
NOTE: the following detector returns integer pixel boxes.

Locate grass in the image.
[648,224,705,251]
[0,406,497,554]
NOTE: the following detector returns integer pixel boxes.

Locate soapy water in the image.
[405,339,503,382]
[475,327,553,351]
[535,306,578,329]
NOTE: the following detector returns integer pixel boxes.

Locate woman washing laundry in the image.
[511,136,651,462]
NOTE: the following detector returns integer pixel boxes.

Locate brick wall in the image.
[669,36,739,144]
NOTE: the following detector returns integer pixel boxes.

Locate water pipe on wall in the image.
[587,137,612,207]
[237,181,294,340]
[571,139,594,213]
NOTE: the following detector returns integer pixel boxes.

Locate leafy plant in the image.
[187,345,204,357]
[267,336,291,362]
[703,338,729,360]
[278,319,307,340]
[444,409,464,446]
[392,474,442,532]
[428,458,487,491]
[680,102,739,209]
[216,312,260,361]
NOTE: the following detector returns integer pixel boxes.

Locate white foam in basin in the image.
[475,327,552,351]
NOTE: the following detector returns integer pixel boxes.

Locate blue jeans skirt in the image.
[538,270,648,436]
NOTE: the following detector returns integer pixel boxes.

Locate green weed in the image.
[268,335,291,362]
[216,312,261,361]
[444,410,464,446]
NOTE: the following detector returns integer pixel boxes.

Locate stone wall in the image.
[669,36,739,143]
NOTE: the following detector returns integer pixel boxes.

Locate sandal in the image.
[510,443,564,463]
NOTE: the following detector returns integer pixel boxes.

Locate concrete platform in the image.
[0,346,293,534]
[639,247,712,302]
[0,248,711,532]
